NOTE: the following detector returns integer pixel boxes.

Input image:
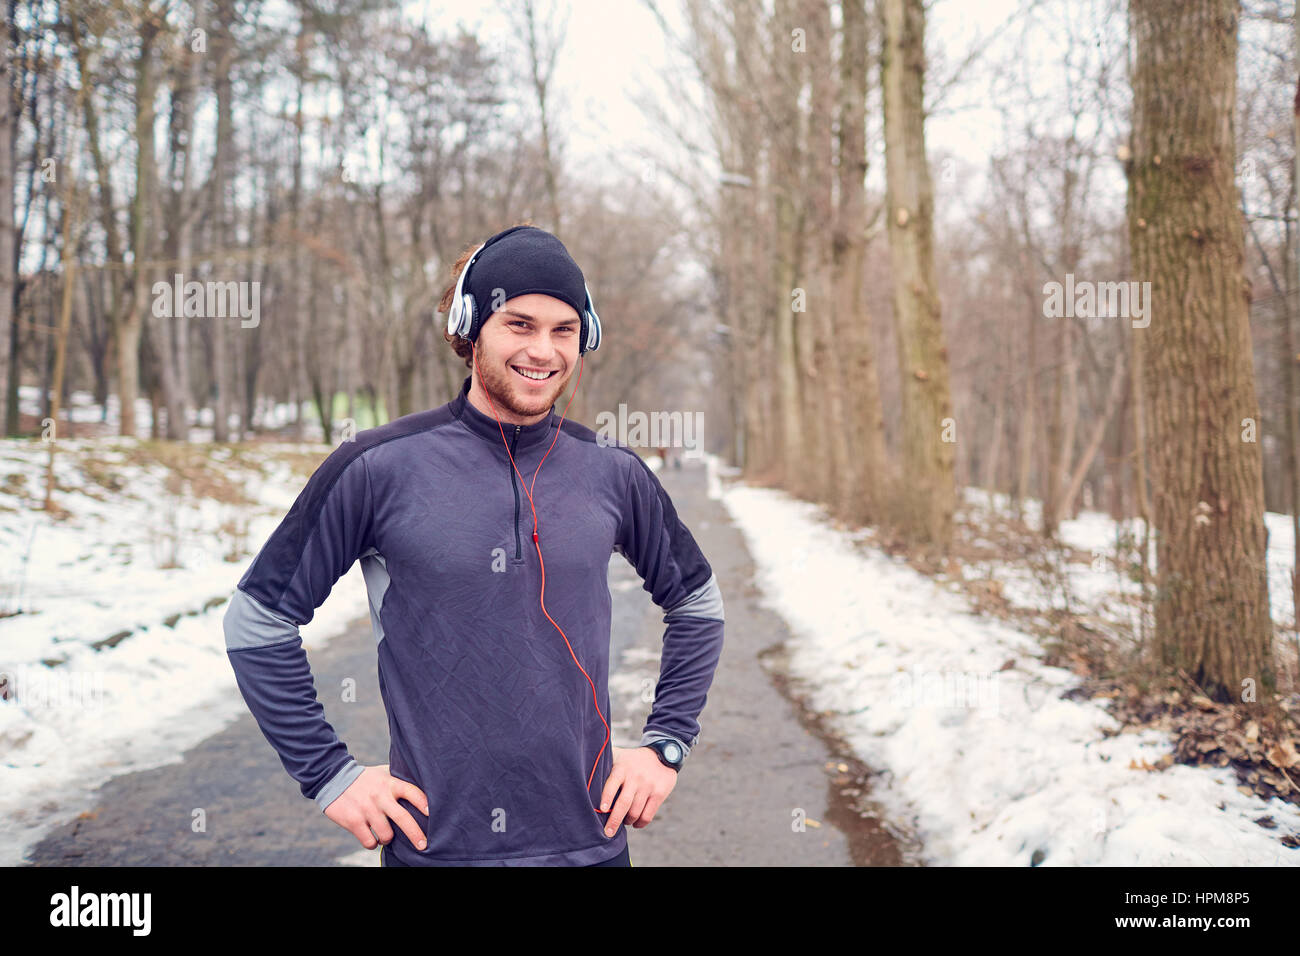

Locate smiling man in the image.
[223,223,726,866]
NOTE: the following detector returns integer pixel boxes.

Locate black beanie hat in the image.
[462,225,588,341]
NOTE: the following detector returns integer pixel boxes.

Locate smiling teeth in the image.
[515,367,551,380]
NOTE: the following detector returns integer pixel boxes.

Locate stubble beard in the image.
[477,352,570,421]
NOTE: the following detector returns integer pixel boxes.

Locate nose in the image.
[524,332,558,368]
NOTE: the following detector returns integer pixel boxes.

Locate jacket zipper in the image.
[510,424,521,559]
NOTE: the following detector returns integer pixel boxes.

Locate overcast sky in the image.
[408,0,1035,177]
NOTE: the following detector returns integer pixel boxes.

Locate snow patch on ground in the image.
[0,438,370,866]
[711,459,1300,865]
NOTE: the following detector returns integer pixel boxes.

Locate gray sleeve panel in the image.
[224,587,358,809]
[314,758,364,812]
[358,550,391,647]
[223,585,300,650]
[663,570,724,624]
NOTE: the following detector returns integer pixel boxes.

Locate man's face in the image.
[471,293,582,423]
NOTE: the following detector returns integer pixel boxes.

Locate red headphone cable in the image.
[470,345,612,815]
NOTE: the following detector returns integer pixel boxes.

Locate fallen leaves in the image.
[1128,754,1174,772]
[1106,689,1300,806]
[1265,739,1299,771]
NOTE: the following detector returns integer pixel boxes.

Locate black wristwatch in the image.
[646,738,684,772]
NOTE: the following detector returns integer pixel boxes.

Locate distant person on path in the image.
[655,445,683,470]
[223,223,725,866]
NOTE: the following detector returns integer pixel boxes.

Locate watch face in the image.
[663,742,681,762]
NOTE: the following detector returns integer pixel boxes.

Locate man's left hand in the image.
[597,745,678,835]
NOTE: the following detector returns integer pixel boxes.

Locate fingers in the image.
[375,770,429,850]
[323,766,431,852]
[372,774,428,851]
[632,791,666,828]
[603,777,638,836]
[353,801,421,852]
[600,757,679,834]
[597,764,626,818]
[337,807,382,850]
[625,788,651,828]
[377,796,428,850]
[396,778,431,817]
[356,794,395,848]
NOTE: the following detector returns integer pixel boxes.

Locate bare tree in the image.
[500,0,566,236]
[0,3,14,433]
[1128,0,1275,701]
[880,0,956,550]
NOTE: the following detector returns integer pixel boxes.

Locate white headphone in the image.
[445,238,603,354]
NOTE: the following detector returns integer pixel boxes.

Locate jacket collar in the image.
[451,375,557,452]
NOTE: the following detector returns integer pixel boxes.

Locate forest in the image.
[1,1,1297,731]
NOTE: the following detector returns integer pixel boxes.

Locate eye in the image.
[510,320,530,329]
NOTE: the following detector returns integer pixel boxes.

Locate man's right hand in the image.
[323,764,430,851]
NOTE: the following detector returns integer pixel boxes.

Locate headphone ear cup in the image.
[580,283,601,354]
[583,309,601,353]
[452,292,477,339]
[464,293,479,341]
[448,292,467,338]
[446,295,460,337]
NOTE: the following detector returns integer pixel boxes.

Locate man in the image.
[223,224,725,866]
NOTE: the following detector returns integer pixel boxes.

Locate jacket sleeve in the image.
[614,451,725,764]
[222,444,375,812]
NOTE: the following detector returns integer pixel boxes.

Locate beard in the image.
[476,352,571,420]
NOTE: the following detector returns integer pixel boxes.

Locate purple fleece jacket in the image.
[223,375,725,865]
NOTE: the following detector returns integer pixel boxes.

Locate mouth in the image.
[511,365,559,386]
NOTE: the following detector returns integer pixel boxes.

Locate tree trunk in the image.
[121,11,160,438]
[0,10,14,434]
[1056,352,1127,523]
[770,0,804,487]
[880,0,956,550]
[71,15,131,434]
[157,1,206,440]
[45,173,80,509]
[984,377,1005,498]
[1128,0,1274,701]
[835,0,889,526]
[1289,16,1300,632]
[210,0,236,443]
[803,0,848,510]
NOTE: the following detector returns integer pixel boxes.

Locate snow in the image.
[0,438,370,867]
[707,455,1300,865]
[17,384,332,443]
[960,486,1298,630]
